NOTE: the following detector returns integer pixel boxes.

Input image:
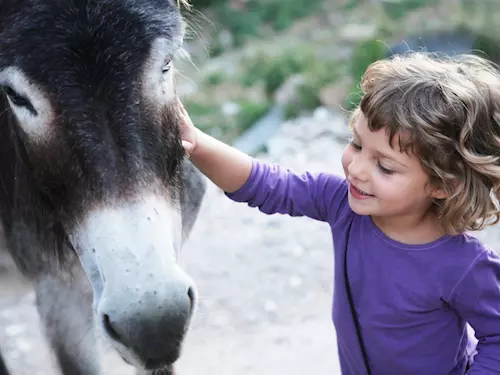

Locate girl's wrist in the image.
[189,128,209,160]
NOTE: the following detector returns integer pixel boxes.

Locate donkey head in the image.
[0,0,198,370]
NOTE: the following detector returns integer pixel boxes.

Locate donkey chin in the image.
[69,192,197,371]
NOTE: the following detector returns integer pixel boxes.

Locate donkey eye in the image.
[162,60,172,74]
[4,86,31,108]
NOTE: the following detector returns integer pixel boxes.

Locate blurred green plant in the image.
[194,0,324,51]
[290,60,342,116]
[235,101,272,132]
[182,101,223,134]
[251,0,324,31]
[240,50,308,98]
[380,0,439,20]
[345,38,387,110]
[213,4,265,47]
[241,47,343,118]
[472,33,500,62]
[349,38,387,82]
[189,0,227,8]
[182,98,271,140]
[205,71,227,86]
[342,0,362,11]
[344,83,363,112]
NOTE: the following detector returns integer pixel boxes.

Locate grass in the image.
[202,0,325,55]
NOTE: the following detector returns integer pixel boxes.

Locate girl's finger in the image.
[182,140,194,157]
[176,97,188,115]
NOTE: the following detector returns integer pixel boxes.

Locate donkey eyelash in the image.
[162,59,172,73]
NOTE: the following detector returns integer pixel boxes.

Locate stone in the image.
[263,300,278,313]
[319,80,352,110]
[273,74,305,106]
[339,23,378,41]
[221,101,240,117]
[288,275,303,288]
[266,136,303,158]
[217,29,234,50]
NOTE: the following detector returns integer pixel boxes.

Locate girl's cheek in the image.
[341,147,353,171]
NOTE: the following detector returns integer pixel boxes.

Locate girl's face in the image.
[341,113,446,225]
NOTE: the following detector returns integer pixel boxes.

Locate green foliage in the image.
[214,3,264,47]
[242,48,342,95]
[180,101,231,142]
[344,83,363,111]
[205,71,227,86]
[349,38,387,81]
[241,48,343,120]
[345,38,387,110]
[281,57,343,119]
[208,38,225,58]
[196,0,324,51]
[189,0,227,8]
[343,39,381,111]
[342,0,362,11]
[183,101,220,117]
[282,83,322,120]
[296,59,341,110]
[182,98,271,140]
[250,0,324,31]
[283,103,300,120]
[472,33,500,62]
[240,51,309,97]
[235,101,272,132]
[380,0,439,20]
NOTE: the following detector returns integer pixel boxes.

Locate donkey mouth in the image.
[120,353,178,372]
[145,361,176,373]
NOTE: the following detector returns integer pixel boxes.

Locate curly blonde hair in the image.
[349,51,500,235]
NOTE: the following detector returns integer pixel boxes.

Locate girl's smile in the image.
[349,182,374,199]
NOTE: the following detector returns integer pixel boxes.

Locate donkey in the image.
[0,0,206,374]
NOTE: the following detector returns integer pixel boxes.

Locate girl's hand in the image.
[176,98,198,158]
[174,97,253,192]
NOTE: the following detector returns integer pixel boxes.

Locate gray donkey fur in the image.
[0,0,206,374]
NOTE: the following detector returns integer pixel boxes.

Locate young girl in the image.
[177,51,500,374]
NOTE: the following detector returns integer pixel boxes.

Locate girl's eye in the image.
[378,163,394,174]
[349,140,361,150]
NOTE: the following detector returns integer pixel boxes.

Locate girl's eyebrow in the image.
[375,150,408,168]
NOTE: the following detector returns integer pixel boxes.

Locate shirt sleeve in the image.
[446,247,500,374]
[225,157,348,223]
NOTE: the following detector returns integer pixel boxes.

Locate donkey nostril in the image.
[102,314,121,342]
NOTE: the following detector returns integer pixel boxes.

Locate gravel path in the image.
[1,108,499,375]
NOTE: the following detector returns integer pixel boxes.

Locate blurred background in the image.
[1,1,500,374]
[175,0,500,153]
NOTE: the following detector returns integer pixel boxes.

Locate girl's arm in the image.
[447,247,500,374]
[178,100,348,223]
[188,127,253,193]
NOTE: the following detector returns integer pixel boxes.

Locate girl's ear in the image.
[430,178,460,200]
[430,187,449,200]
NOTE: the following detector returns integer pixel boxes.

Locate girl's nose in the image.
[348,154,368,182]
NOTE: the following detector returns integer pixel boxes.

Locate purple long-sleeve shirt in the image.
[226,158,500,374]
